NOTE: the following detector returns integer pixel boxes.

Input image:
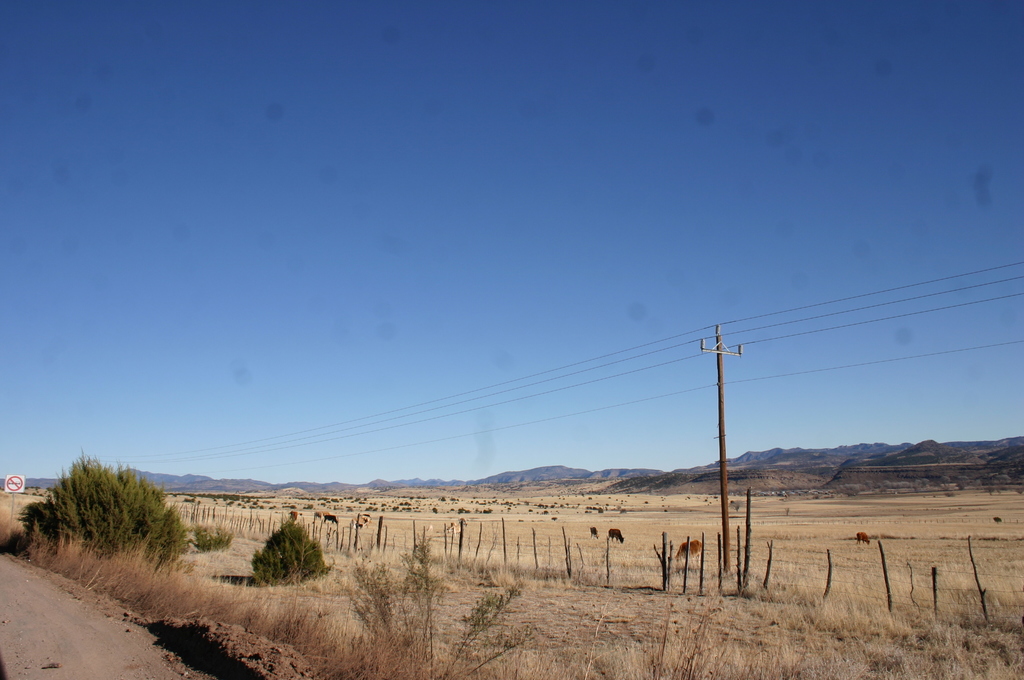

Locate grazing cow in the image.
[855,532,870,545]
[289,510,300,521]
[321,513,338,524]
[354,513,372,528]
[590,526,598,539]
[608,528,624,543]
[675,539,703,561]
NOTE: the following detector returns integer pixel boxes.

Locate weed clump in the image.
[352,542,526,678]
[191,525,233,552]
[19,456,187,564]
[251,519,329,585]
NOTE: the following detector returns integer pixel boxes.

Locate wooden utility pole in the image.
[701,325,742,572]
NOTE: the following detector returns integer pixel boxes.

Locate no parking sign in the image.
[4,475,25,493]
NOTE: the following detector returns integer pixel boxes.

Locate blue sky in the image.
[2,1,1021,484]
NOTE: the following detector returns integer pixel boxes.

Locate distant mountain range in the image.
[24,437,1023,493]
[607,436,1024,494]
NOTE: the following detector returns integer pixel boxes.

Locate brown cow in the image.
[855,532,870,545]
[675,539,703,561]
[590,527,598,539]
[608,528,624,543]
[289,510,300,521]
[322,513,338,524]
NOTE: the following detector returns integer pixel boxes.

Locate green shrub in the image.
[191,525,233,552]
[251,519,329,585]
[19,456,187,565]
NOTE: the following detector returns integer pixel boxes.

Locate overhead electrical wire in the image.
[736,292,1024,346]
[127,347,708,461]
[199,339,1024,475]
[142,286,1023,462]
[718,260,1024,327]
[119,351,707,463]
[730,340,1024,385]
[139,261,1024,459]
[725,274,1023,338]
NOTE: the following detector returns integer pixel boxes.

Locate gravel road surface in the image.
[0,554,195,680]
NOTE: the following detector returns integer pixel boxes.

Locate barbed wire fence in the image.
[174,499,1023,628]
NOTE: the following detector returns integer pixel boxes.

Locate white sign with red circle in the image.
[4,475,25,493]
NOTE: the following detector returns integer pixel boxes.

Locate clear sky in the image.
[2,1,1021,485]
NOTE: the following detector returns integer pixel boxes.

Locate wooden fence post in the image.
[717,532,722,592]
[736,525,742,594]
[376,516,384,550]
[699,531,706,596]
[743,488,752,590]
[605,536,611,586]
[458,519,466,563]
[907,562,917,607]
[562,527,573,579]
[823,549,833,601]
[683,535,691,594]
[763,540,774,590]
[502,518,508,566]
[932,566,938,614]
[475,523,483,559]
[879,540,893,613]
[413,520,417,550]
[532,528,538,570]
[655,532,672,592]
[967,536,988,622]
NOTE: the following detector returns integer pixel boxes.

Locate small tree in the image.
[19,456,186,564]
[191,525,233,552]
[251,520,329,585]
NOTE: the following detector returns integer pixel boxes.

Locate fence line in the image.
[174,502,1023,625]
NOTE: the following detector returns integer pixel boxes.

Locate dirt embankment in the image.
[0,554,314,680]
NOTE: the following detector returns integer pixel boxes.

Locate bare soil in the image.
[0,554,312,680]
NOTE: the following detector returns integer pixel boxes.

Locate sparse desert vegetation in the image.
[3,480,1022,679]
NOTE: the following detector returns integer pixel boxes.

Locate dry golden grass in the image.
[5,487,1023,678]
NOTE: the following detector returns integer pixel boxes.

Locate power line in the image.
[719,260,1024,327]
[125,289,1022,465]
[200,383,720,474]
[731,340,1024,386]
[737,292,1024,346]
[193,339,1023,475]
[148,261,1024,458]
[729,275,1023,338]
[155,333,712,457]
[123,351,707,463]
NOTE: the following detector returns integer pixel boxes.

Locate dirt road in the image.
[0,554,192,680]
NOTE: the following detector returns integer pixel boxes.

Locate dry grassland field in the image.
[158,486,1024,679]
[5,487,1023,679]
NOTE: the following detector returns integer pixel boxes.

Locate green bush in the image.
[191,525,233,552]
[251,519,329,585]
[19,456,187,564]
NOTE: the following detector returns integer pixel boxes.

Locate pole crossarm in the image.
[700,327,744,356]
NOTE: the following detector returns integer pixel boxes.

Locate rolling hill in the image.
[23,436,1023,493]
